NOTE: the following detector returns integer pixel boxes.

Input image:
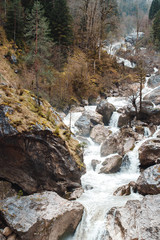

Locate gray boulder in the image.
[100,154,122,174]
[143,86,160,105]
[137,164,160,195]
[148,75,160,88]
[96,100,116,125]
[75,110,103,137]
[90,125,112,144]
[138,139,160,168]
[100,128,136,157]
[105,194,160,240]
[0,191,84,240]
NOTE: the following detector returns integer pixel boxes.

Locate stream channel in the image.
[63,38,159,240]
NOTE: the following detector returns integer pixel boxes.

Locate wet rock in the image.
[69,187,84,200]
[84,185,93,190]
[113,184,131,196]
[0,191,84,240]
[0,130,84,196]
[75,110,103,137]
[117,113,129,128]
[113,182,137,196]
[100,154,122,174]
[137,164,160,195]
[96,100,116,125]
[0,181,16,200]
[143,86,160,105]
[100,127,137,157]
[105,194,160,240]
[139,139,160,168]
[3,227,12,237]
[91,159,101,171]
[90,125,112,144]
[148,75,160,88]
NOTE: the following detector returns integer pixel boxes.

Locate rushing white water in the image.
[62,36,160,240]
[63,104,144,240]
[109,112,121,128]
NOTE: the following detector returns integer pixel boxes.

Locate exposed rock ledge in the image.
[0,191,84,240]
[0,86,85,196]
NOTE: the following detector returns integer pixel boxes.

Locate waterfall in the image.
[109,112,121,128]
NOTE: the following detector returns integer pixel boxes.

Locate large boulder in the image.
[0,86,85,196]
[100,127,137,157]
[96,100,116,125]
[0,130,84,196]
[0,181,16,200]
[143,86,160,105]
[138,139,160,168]
[90,125,112,144]
[0,191,84,240]
[137,164,160,195]
[75,110,103,137]
[105,194,160,240]
[147,74,160,88]
[99,154,122,174]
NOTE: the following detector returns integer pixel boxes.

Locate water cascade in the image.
[63,37,159,240]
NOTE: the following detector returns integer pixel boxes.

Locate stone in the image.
[137,164,160,195]
[143,86,160,105]
[113,182,137,196]
[138,139,160,168]
[100,127,137,157]
[0,130,85,196]
[100,154,122,174]
[105,194,160,240]
[117,113,129,128]
[0,89,85,196]
[113,184,131,196]
[90,125,112,144]
[0,191,84,240]
[3,227,12,237]
[96,100,116,125]
[91,159,101,171]
[75,110,103,137]
[7,234,16,240]
[69,187,84,200]
[147,74,160,88]
[0,181,16,200]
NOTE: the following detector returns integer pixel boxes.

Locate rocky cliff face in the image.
[0,85,85,196]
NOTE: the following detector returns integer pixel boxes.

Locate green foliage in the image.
[119,0,148,16]
[152,9,160,48]
[50,0,73,46]
[17,189,23,198]
[5,0,24,46]
[149,0,160,20]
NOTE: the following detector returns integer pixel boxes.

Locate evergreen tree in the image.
[152,9,160,47]
[50,0,73,46]
[25,1,52,100]
[5,0,24,46]
[149,0,160,20]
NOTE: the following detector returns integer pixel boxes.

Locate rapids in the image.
[63,38,159,240]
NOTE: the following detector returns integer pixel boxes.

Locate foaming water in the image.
[63,106,143,240]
